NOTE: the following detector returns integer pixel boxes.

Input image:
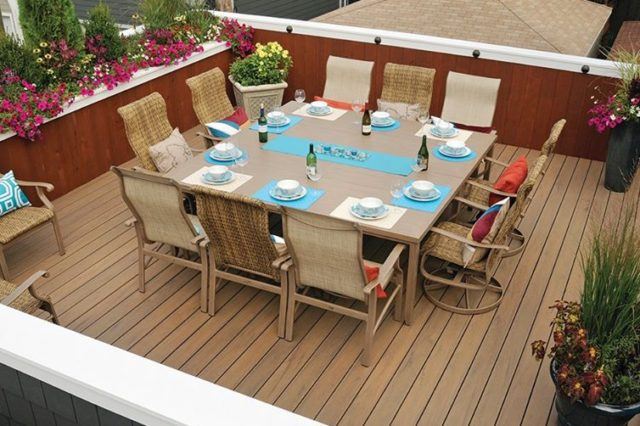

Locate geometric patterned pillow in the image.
[0,170,31,217]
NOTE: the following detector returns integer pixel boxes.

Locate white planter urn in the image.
[229,76,288,120]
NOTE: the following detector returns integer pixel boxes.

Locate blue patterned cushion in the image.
[0,171,31,217]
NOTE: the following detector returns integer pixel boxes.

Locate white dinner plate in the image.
[209,149,243,162]
[438,145,472,158]
[267,116,291,127]
[350,204,390,220]
[402,186,441,202]
[307,106,333,116]
[201,171,236,186]
[269,186,308,201]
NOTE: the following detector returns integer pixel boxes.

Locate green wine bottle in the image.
[258,103,268,143]
[417,135,429,171]
[306,143,317,179]
[362,109,371,136]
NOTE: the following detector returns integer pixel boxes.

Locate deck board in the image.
[4,146,639,425]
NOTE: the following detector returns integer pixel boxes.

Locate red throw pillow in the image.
[489,156,528,205]
[313,96,368,111]
[454,123,493,134]
[364,264,387,299]
[225,107,249,126]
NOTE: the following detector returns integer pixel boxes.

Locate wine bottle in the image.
[362,109,371,136]
[306,143,317,179]
[258,103,268,143]
[417,135,429,171]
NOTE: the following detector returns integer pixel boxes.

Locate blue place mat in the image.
[392,183,452,213]
[432,146,478,162]
[263,135,415,176]
[372,121,400,132]
[204,149,240,165]
[249,115,303,134]
[253,180,325,210]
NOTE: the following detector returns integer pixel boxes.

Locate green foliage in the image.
[18,0,84,50]
[0,34,49,87]
[84,2,126,61]
[230,41,292,86]
[600,335,640,405]
[138,0,188,30]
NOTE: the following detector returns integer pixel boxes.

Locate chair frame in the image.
[1,270,59,324]
[0,175,65,280]
[112,167,211,313]
[322,55,375,104]
[281,208,405,366]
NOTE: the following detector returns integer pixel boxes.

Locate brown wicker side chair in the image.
[193,187,291,338]
[1,270,58,323]
[380,63,436,113]
[0,174,65,280]
[540,119,567,157]
[112,167,211,312]
[441,71,501,128]
[281,208,405,366]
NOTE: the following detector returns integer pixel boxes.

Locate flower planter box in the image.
[604,121,640,192]
[229,76,287,120]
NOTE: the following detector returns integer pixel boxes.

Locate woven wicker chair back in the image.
[541,119,567,156]
[194,187,280,280]
[441,72,501,127]
[380,63,436,113]
[186,67,235,126]
[323,55,374,104]
[282,208,368,301]
[117,92,173,172]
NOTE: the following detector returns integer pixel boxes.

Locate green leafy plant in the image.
[0,35,49,87]
[229,41,292,86]
[138,0,188,30]
[84,1,126,62]
[600,336,640,405]
[17,0,84,50]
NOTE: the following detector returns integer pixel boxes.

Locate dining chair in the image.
[1,270,58,323]
[186,67,235,148]
[322,55,374,105]
[281,208,405,366]
[380,63,436,113]
[421,176,534,314]
[0,174,65,280]
[112,167,211,312]
[540,119,567,157]
[193,187,291,338]
[440,72,501,129]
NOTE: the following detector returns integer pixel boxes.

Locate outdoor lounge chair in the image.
[1,270,58,323]
[322,55,374,105]
[380,63,436,114]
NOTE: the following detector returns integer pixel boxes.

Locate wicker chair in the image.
[323,55,374,104]
[112,167,211,312]
[380,63,436,113]
[186,67,236,148]
[193,187,291,338]
[1,270,58,323]
[441,72,501,128]
[541,119,567,157]
[281,208,405,366]
[421,175,535,314]
[0,175,65,280]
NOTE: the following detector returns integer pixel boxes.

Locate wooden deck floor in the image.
[5,144,640,425]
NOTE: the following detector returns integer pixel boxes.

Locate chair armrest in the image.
[196,132,222,144]
[483,157,510,169]
[466,180,516,199]
[1,270,48,306]
[191,235,209,248]
[363,243,405,294]
[454,196,489,211]
[190,147,205,154]
[273,256,293,270]
[429,226,510,250]
[15,179,54,192]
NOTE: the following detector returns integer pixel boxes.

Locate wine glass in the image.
[390,180,404,202]
[417,109,430,134]
[294,89,306,104]
[351,99,364,124]
[234,148,249,168]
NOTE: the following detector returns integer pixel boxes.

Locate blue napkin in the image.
[372,121,401,132]
[253,180,325,210]
[249,115,303,134]
[392,183,451,213]
[432,146,478,162]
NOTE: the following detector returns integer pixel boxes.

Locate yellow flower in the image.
[283,50,289,58]
[46,69,54,75]
[44,53,52,60]
[32,48,41,54]
[39,41,48,48]
[36,57,44,63]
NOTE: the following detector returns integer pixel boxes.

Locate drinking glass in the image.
[295,89,306,104]
[390,180,404,202]
[417,109,431,133]
[234,148,249,168]
[351,99,364,124]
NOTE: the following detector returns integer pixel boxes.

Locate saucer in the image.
[210,148,242,162]
[269,185,307,201]
[201,171,235,186]
[267,116,291,127]
[350,203,390,220]
[372,118,395,128]
[307,106,332,116]
[403,185,441,202]
[438,145,472,158]
[430,127,459,138]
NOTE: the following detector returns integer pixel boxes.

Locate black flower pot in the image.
[604,121,640,193]
[550,361,640,426]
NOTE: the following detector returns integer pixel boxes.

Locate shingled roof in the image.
[73,0,138,25]
[315,0,612,57]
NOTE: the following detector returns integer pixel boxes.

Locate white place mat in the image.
[181,167,252,193]
[293,105,348,121]
[330,197,406,230]
[415,124,473,144]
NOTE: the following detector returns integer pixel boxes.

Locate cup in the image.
[310,100,328,112]
[437,120,454,132]
[445,140,465,154]
[372,111,390,124]
[358,197,384,215]
[411,180,435,197]
[205,165,229,181]
[276,179,301,196]
[214,142,237,158]
[267,111,285,123]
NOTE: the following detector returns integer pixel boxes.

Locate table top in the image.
[172,102,496,244]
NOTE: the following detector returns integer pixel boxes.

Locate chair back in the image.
[112,167,198,251]
[117,92,173,172]
[441,72,501,127]
[186,67,235,126]
[282,208,369,301]
[194,188,281,280]
[380,63,436,112]
[323,55,374,104]
[541,119,567,156]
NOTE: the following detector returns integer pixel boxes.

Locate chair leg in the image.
[199,246,209,314]
[393,268,404,323]
[138,244,146,293]
[43,298,59,325]
[502,227,527,257]
[0,244,8,280]
[51,215,65,256]
[276,268,288,339]
[208,268,218,314]
[361,292,377,367]
[284,270,296,342]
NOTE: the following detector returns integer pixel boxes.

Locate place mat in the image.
[432,146,478,162]
[249,115,303,134]
[263,135,415,176]
[372,121,401,132]
[181,167,252,193]
[415,124,473,143]
[391,183,452,213]
[293,105,348,121]
[253,180,325,210]
[330,197,406,230]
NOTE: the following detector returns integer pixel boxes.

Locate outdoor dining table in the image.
[170,101,497,324]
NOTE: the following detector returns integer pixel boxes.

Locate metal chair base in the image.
[503,228,526,257]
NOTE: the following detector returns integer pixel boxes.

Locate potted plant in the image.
[588,50,640,192]
[531,212,640,425]
[229,41,293,119]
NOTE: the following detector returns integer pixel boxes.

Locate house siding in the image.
[235,0,340,20]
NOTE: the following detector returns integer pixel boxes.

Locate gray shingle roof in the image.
[73,0,139,25]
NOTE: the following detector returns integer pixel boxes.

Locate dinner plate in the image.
[350,204,390,220]
[307,106,333,116]
[402,186,441,202]
[267,116,291,127]
[430,127,460,138]
[201,171,236,186]
[438,145,472,158]
[269,186,308,201]
[209,149,243,162]
[372,118,396,128]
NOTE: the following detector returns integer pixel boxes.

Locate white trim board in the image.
[214,11,621,78]
[0,305,320,426]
